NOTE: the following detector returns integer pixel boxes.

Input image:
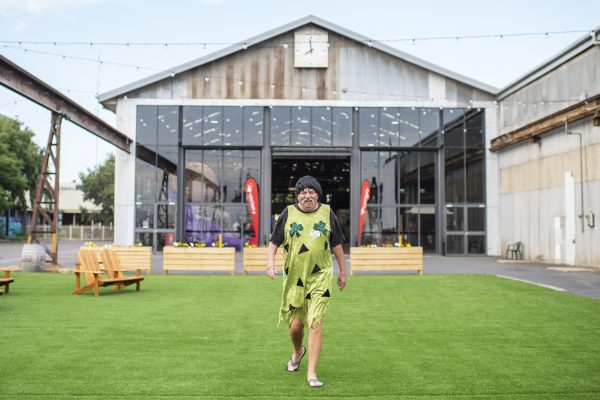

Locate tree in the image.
[79,154,115,224]
[0,115,42,211]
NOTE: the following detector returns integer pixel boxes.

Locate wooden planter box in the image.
[350,247,424,275]
[163,247,235,275]
[242,247,285,275]
[79,246,152,273]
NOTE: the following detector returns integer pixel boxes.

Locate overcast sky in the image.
[1,0,599,182]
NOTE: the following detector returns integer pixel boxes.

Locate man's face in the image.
[297,187,319,210]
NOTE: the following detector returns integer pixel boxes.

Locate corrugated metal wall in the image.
[497,45,600,266]
[499,46,600,134]
[125,25,493,104]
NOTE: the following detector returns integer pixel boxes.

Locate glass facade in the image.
[136,105,262,251]
[271,106,352,146]
[361,151,437,251]
[444,109,486,254]
[135,106,178,251]
[134,105,486,255]
[184,149,260,248]
[359,107,440,147]
[182,106,263,146]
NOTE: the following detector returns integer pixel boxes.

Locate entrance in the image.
[271,157,350,244]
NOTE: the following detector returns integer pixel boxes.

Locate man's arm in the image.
[331,244,347,290]
[266,241,279,279]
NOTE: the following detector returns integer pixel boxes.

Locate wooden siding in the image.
[123,25,493,103]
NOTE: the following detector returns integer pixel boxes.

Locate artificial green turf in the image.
[1,273,599,399]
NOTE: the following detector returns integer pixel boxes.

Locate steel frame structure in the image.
[0,54,132,264]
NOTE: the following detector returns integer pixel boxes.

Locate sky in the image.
[0,0,599,183]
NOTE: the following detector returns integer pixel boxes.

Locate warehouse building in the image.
[99,16,599,264]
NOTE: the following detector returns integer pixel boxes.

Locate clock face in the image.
[294,33,328,68]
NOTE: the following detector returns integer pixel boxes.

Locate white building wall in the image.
[113,99,137,246]
[496,118,600,266]
[483,107,500,256]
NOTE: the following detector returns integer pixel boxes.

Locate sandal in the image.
[307,378,324,388]
[285,346,306,372]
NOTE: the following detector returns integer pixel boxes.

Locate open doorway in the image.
[271,157,350,246]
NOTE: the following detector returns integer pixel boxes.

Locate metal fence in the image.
[28,224,114,241]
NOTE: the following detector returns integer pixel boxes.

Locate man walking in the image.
[267,175,347,388]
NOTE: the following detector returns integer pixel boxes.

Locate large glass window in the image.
[184,149,260,249]
[360,108,380,147]
[182,106,203,146]
[446,205,486,255]
[271,107,291,146]
[332,108,352,146]
[399,108,419,147]
[445,148,465,203]
[420,108,440,148]
[312,107,332,146]
[360,107,440,147]
[182,106,263,146]
[137,106,158,146]
[135,106,179,251]
[465,110,484,148]
[243,107,263,146]
[203,106,222,146]
[292,106,311,146]
[133,105,485,256]
[443,108,486,255]
[223,107,243,146]
[360,150,436,252]
[157,106,178,147]
[271,106,351,147]
[138,105,265,251]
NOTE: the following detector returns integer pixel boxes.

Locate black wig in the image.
[294,175,323,200]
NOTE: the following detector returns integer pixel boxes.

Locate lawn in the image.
[1,273,599,399]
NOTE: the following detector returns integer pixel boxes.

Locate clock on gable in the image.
[294,32,329,68]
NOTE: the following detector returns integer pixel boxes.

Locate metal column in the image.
[28,111,62,264]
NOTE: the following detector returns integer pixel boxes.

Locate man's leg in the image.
[307,321,323,380]
[287,318,305,371]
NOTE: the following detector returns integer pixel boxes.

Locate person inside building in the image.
[266,175,347,388]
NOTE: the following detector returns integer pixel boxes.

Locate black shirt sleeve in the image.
[270,207,288,246]
[329,209,345,248]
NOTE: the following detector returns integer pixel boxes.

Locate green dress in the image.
[279,204,333,328]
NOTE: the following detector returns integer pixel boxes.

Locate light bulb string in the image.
[0,29,591,47]
[0,43,595,107]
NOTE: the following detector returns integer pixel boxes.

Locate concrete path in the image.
[1,240,598,299]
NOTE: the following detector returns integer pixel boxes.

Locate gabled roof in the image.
[497,25,600,100]
[98,15,497,105]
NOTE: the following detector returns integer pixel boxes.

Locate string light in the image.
[0,100,22,108]
[1,45,592,109]
[0,29,590,48]
[1,44,159,71]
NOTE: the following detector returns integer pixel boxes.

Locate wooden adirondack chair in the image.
[102,248,146,278]
[72,250,144,297]
[101,248,145,290]
[0,267,20,296]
